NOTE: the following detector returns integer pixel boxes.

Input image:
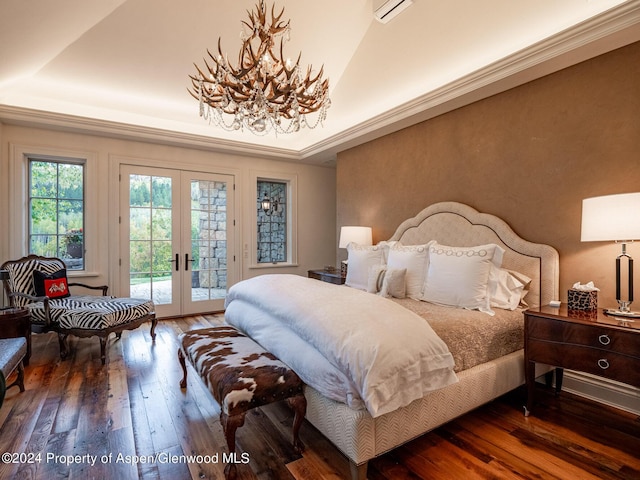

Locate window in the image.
[28,158,85,270]
[257,180,287,263]
[250,171,297,268]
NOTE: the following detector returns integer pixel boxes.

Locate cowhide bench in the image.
[178,325,306,478]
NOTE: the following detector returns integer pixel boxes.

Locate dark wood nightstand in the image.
[524,305,640,415]
[308,269,345,285]
[0,308,31,366]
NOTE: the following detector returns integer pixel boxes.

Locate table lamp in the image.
[581,192,640,317]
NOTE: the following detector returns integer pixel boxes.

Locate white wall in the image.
[0,123,337,298]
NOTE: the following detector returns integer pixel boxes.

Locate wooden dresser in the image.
[524,305,640,415]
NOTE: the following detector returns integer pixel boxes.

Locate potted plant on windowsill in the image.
[63,228,83,258]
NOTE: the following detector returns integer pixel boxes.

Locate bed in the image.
[224,201,559,479]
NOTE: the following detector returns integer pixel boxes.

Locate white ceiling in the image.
[1,0,639,164]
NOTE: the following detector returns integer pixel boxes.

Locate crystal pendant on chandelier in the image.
[189,0,331,136]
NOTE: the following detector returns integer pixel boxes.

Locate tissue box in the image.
[567,289,597,312]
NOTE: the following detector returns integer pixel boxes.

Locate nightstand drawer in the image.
[527,316,640,359]
[527,339,640,388]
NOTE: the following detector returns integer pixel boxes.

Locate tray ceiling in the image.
[1,0,638,163]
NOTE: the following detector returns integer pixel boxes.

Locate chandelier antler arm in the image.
[188,64,215,99]
[189,53,215,80]
[269,3,288,33]
[279,44,301,79]
[300,64,324,86]
[190,57,251,113]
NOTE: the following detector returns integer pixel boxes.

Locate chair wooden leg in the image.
[178,349,188,388]
[5,361,25,392]
[99,336,108,365]
[16,361,25,392]
[0,371,5,408]
[57,333,69,360]
[150,317,158,341]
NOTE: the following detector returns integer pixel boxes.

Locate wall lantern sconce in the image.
[260,192,280,216]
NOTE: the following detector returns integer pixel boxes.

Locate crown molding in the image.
[1,0,639,166]
[0,104,303,162]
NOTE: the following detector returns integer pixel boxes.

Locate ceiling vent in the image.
[374,0,413,24]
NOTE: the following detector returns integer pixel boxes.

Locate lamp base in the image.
[603,309,639,327]
[603,297,640,319]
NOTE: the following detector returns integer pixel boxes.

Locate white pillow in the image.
[377,240,398,263]
[387,242,433,299]
[489,267,532,310]
[345,243,384,291]
[421,242,505,314]
[380,268,407,298]
[367,265,387,293]
[367,266,407,298]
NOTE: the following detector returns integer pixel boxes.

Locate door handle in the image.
[185,253,195,271]
[169,253,179,271]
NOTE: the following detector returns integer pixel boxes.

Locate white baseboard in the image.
[561,370,640,415]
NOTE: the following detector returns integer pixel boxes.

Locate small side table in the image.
[0,308,31,366]
[308,269,345,285]
[524,305,640,416]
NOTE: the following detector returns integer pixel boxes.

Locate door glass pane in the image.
[129,174,173,304]
[190,180,227,302]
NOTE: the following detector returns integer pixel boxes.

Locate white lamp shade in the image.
[339,226,372,248]
[581,193,640,242]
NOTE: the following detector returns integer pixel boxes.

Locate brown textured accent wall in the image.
[337,41,640,307]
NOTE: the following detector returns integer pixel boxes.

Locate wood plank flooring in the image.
[1,315,639,479]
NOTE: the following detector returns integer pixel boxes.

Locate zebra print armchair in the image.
[1,255,157,365]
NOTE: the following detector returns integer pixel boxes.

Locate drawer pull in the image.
[598,334,611,346]
[597,359,610,370]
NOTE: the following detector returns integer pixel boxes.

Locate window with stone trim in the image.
[256,180,287,263]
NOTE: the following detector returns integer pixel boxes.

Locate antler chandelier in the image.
[189,1,330,135]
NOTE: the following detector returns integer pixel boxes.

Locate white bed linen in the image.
[225,299,366,410]
[224,274,458,418]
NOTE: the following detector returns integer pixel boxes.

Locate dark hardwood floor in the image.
[1,315,639,479]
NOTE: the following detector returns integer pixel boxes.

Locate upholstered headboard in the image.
[388,202,559,308]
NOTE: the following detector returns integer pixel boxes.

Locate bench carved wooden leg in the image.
[220,411,246,480]
[178,349,188,388]
[287,393,306,454]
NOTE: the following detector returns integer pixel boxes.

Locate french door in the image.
[120,165,235,317]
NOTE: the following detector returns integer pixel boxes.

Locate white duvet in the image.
[224,274,457,418]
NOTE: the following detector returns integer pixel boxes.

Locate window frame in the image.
[249,171,298,268]
[28,156,86,270]
[10,144,98,276]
